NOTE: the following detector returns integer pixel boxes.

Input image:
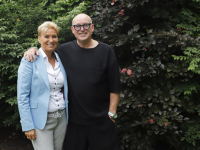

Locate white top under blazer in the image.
[41,49,65,112]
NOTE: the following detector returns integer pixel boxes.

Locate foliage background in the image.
[1,0,200,149]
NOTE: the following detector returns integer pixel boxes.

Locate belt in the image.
[48,109,64,118]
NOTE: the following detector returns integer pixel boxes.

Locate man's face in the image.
[71,14,94,43]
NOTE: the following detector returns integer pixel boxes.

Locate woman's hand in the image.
[25,129,36,140]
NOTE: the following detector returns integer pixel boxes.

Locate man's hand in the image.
[109,93,119,124]
[25,129,36,140]
[109,115,116,123]
[24,47,39,62]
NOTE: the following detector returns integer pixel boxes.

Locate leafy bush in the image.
[0,0,50,129]
[88,0,200,149]
[1,0,200,149]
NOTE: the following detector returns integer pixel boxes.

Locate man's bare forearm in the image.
[109,93,119,113]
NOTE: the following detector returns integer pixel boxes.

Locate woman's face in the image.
[38,28,58,53]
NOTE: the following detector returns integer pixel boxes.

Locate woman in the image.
[17,21,68,150]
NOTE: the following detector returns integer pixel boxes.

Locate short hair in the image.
[38,21,59,37]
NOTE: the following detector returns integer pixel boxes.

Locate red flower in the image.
[177,27,182,32]
[127,69,132,76]
[120,68,127,73]
[138,105,141,108]
[165,123,169,126]
[143,47,146,50]
[118,9,124,16]
[149,119,153,123]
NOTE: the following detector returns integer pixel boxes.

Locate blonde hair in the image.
[38,21,59,36]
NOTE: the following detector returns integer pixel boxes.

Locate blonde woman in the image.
[17,21,68,150]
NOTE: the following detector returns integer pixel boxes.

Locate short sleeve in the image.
[107,48,121,93]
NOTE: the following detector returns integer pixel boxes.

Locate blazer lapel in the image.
[34,48,50,90]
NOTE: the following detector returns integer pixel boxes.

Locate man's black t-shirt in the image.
[55,40,120,125]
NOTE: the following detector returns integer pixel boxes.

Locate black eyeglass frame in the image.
[72,23,92,31]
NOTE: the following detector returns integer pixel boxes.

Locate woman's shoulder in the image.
[19,55,38,68]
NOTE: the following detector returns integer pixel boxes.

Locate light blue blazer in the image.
[17,48,68,132]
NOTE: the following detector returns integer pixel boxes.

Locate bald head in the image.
[72,13,92,25]
[71,13,95,46]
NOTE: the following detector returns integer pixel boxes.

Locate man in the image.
[24,13,121,150]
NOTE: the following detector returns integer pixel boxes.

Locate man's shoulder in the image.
[98,41,109,47]
[60,40,75,47]
[56,40,75,52]
[98,41,113,50]
[98,41,115,54]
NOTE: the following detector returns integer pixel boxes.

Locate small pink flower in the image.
[127,69,132,76]
[111,0,116,5]
[118,9,125,16]
[149,119,153,123]
[120,68,127,73]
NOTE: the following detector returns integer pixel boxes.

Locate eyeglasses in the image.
[72,23,92,31]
